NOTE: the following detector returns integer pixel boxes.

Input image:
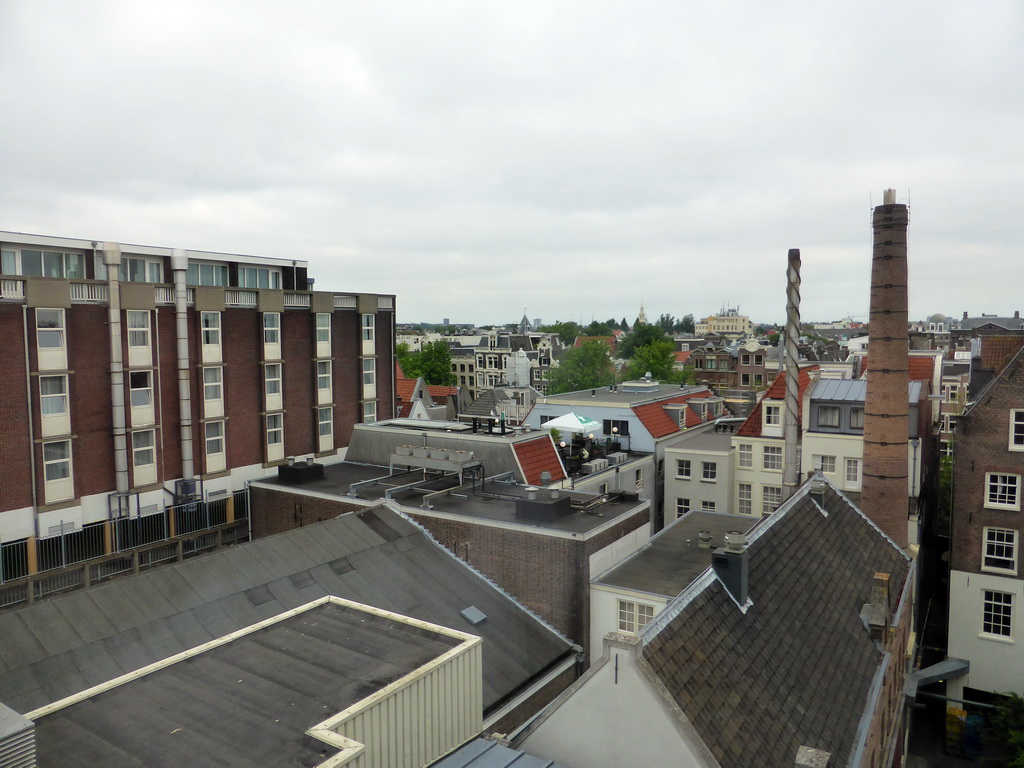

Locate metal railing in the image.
[334,295,358,309]
[284,291,311,308]
[225,289,259,307]
[1,278,25,300]
[70,281,109,302]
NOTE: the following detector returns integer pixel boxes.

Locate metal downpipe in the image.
[171,249,194,481]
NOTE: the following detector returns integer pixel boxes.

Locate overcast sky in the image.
[2,1,1021,326]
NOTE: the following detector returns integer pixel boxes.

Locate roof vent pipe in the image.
[102,242,129,495]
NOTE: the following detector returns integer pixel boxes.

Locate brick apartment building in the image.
[0,231,394,594]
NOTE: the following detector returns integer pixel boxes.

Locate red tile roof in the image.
[513,437,566,485]
[396,377,417,404]
[981,337,1024,374]
[632,391,714,439]
[674,351,692,364]
[426,384,458,400]
[736,366,819,438]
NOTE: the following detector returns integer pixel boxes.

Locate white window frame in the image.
[42,439,74,502]
[676,459,691,479]
[763,445,783,471]
[363,358,376,387]
[845,458,862,485]
[361,313,375,342]
[121,256,163,283]
[203,366,223,402]
[7,249,85,279]
[701,461,717,482]
[738,444,752,468]
[363,401,376,423]
[986,473,1021,511]
[738,483,752,515]
[318,406,333,437]
[129,370,154,409]
[316,313,331,344]
[205,420,226,472]
[201,312,221,346]
[635,467,644,490]
[814,455,837,474]
[39,374,69,417]
[132,429,156,486]
[762,485,782,514]
[317,361,332,392]
[263,312,280,345]
[36,308,66,349]
[764,405,781,426]
[187,261,228,286]
[239,266,281,290]
[701,500,716,512]
[267,412,284,446]
[982,590,1013,638]
[1010,410,1024,451]
[127,311,151,348]
[265,363,282,398]
[617,600,655,634]
[983,527,1018,575]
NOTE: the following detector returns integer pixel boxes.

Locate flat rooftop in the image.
[34,599,463,768]
[666,429,734,453]
[594,511,761,597]
[261,463,648,536]
[536,383,706,407]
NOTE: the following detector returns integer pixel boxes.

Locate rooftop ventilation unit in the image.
[606,452,628,466]
[581,458,608,474]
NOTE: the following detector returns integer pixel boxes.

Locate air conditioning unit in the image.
[582,458,609,474]
[606,452,628,465]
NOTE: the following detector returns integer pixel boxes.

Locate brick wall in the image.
[249,485,362,539]
[333,311,360,447]
[375,310,395,421]
[951,349,1024,576]
[282,310,316,458]
[223,308,264,468]
[156,306,182,481]
[0,304,33,510]
[68,305,116,498]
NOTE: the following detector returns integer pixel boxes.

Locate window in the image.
[676,459,691,479]
[764,405,781,426]
[132,430,155,468]
[738,444,752,468]
[266,413,283,446]
[603,419,629,437]
[205,421,224,456]
[263,313,280,345]
[986,473,1021,510]
[753,374,763,387]
[817,405,840,428]
[617,600,655,634]
[201,312,221,346]
[40,375,68,416]
[361,314,375,342]
[983,528,1018,574]
[814,455,836,474]
[741,373,750,386]
[316,313,331,344]
[738,483,752,515]
[701,500,717,512]
[317,361,332,392]
[265,364,282,397]
[763,485,782,514]
[702,462,717,481]
[6,249,84,279]
[741,353,751,366]
[754,355,763,366]
[127,311,150,348]
[850,407,864,429]
[121,256,162,283]
[983,590,1013,637]
[763,445,783,471]
[363,401,377,423]
[203,366,223,401]
[187,261,227,286]
[1011,410,1024,451]
[635,468,644,489]
[239,266,281,290]
[676,498,690,516]
[318,407,333,437]
[363,358,376,386]
[43,440,72,481]
[846,458,862,485]
[36,308,65,348]
[129,371,153,408]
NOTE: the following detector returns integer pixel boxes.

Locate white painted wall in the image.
[520,641,706,768]
[947,569,1024,700]
[589,585,667,659]
[589,525,651,583]
[664,445,734,522]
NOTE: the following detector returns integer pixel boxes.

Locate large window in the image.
[738,444,752,468]
[203,366,223,401]
[845,458,862,485]
[40,375,68,416]
[316,361,332,392]
[187,262,228,286]
[316,313,331,344]
[266,413,283,446]
[986,474,1021,511]
[361,314,375,342]
[129,371,153,408]
[763,485,782,514]
[201,312,221,346]
[983,590,1013,638]
[702,462,717,481]
[239,266,281,290]
[603,419,630,436]
[318,406,333,437]
[983,528,1018,574]
[764,405,781,426]
[5,249,84,279]
[676,459,691,479]
[265,364,282,398]
[205,421,225,457]
[676,498,691,516]
[127,311,150,348]
[814,455,836,474]
[618,600,655,634]
[363,358,376,386]
[263,313,280,345]
[120,256,162,283]
[1011,410,1024,451]
[850,408,864,430]
[763,445,783,471]
[132,430,156,470]
[363,401,377,423]
[43,440,72,482]
[36,308,65,348]
[817,405,840,428]
[738,483,752,515]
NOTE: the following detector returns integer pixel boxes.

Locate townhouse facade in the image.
[0,231,394,585]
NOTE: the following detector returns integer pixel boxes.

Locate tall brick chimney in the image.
[862,189,910,548]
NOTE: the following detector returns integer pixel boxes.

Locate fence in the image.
[0,490,250,609]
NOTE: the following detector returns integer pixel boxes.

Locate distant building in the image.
[694,306,753,338]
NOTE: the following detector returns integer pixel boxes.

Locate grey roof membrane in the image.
[432,738,566,767]
[594,512,760,597]
[36,601,461,768]
[0,507,571,719]
[810,378,923,404]
[642,482,911,768]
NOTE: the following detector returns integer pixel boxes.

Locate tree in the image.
[679,314,695,334]
[656,313,676,333]
[416,341,457,386]
[546,340,615,394]
[620,317,629,331]
[584,320,614,337]
[626,339,679,382]
[539,320,583,346]
[395,342,418,378]
[987,692,1024,766]
[619,324,668,359]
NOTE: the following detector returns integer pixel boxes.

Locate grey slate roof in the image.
[432,738,566,767]
[641,481,910,768]
[36,600,461,768]
[0,507,572,717]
